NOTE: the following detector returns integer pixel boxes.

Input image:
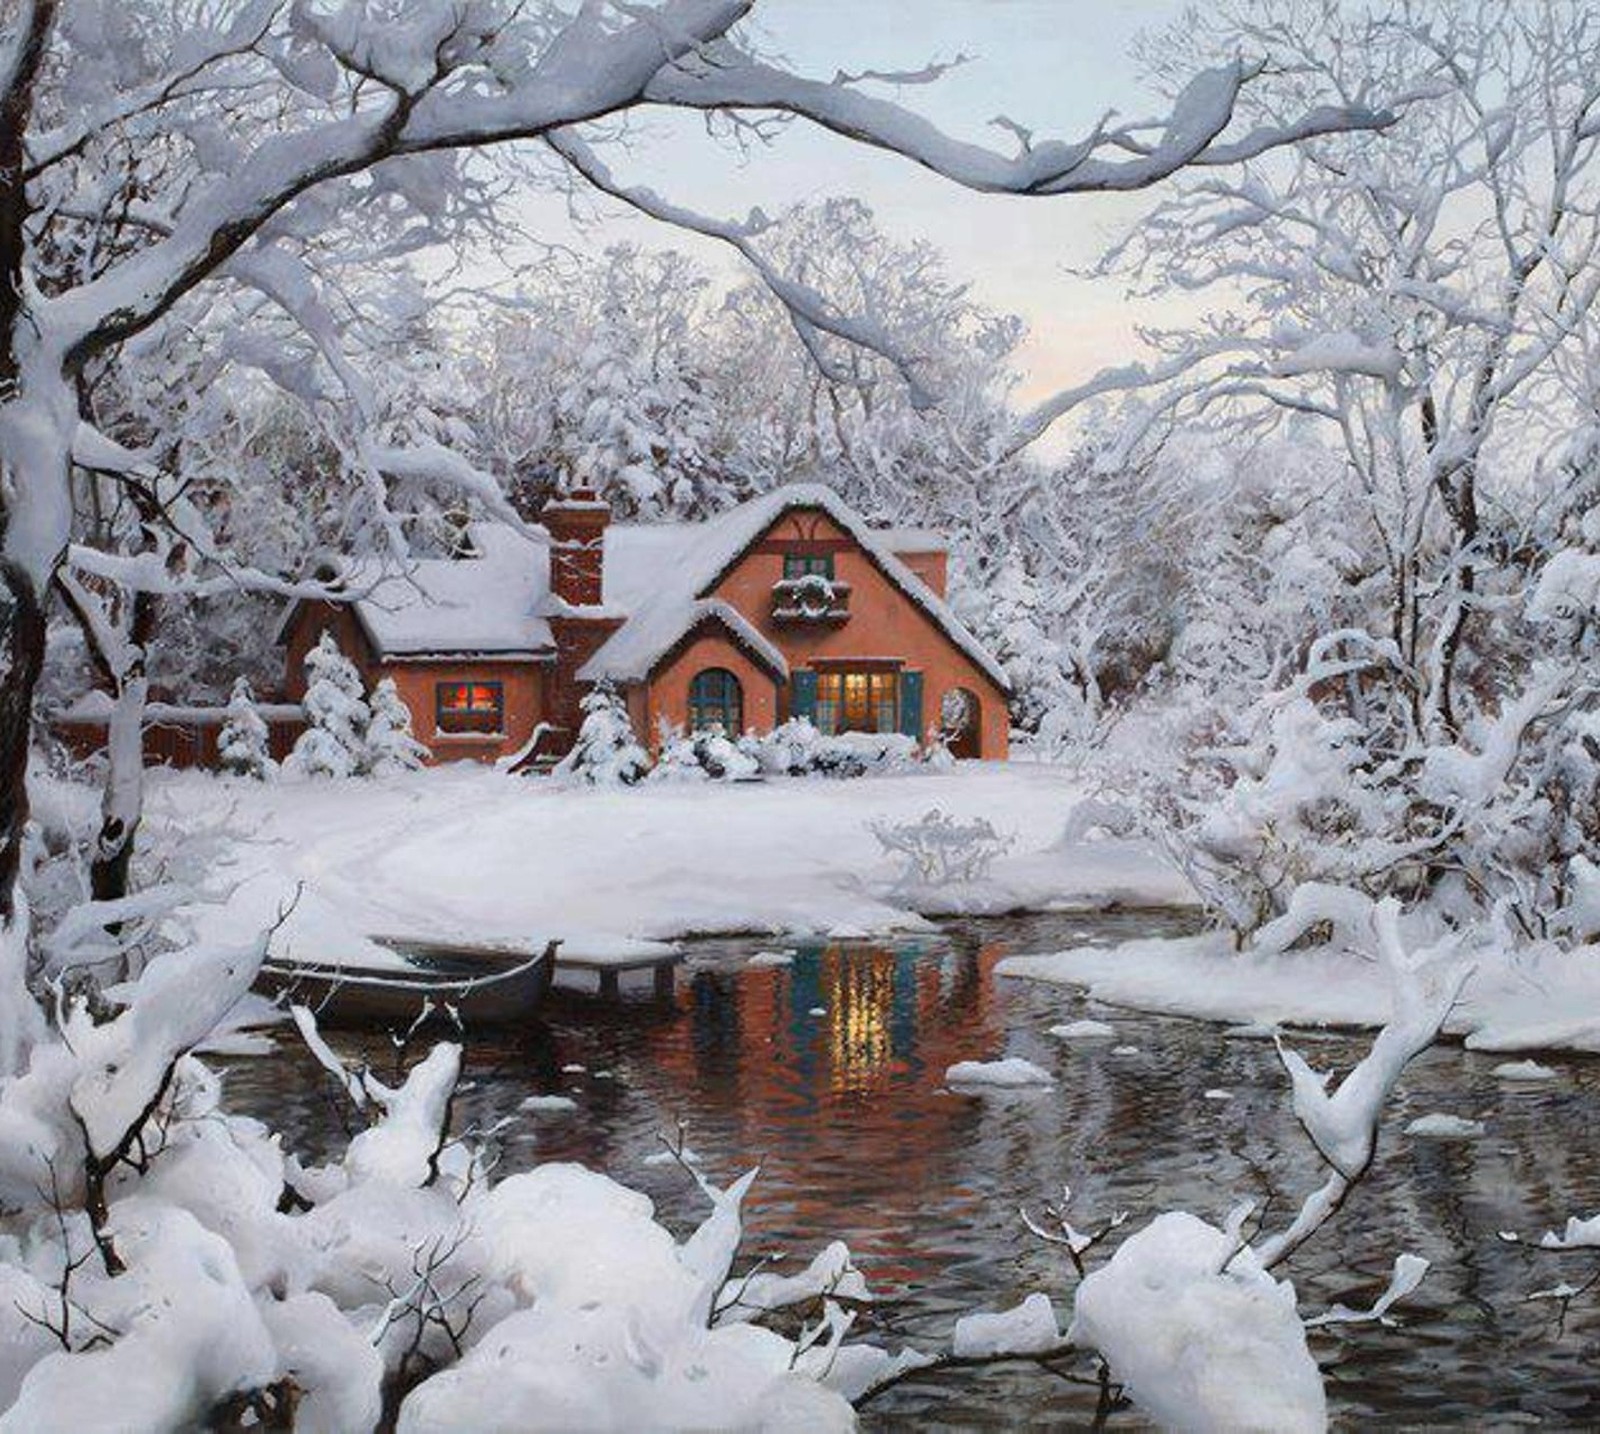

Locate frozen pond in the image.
[225,912,1600,1428]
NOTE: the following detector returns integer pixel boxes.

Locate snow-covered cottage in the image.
[279,484,1011,765]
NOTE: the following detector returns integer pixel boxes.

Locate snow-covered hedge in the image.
[750,720,920,780]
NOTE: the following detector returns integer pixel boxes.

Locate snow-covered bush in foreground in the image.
[0,933,904,1429]
[748,722,921,780]
[870,808,1012,888]
[650,724,761,783]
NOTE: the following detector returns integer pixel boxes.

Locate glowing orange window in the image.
[435,681,504,735]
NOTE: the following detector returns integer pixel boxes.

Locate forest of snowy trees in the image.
[2,0,1599,1427]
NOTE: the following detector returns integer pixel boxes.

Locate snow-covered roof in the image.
[875,525,947,554]
[346,526,555,658]
[588,484,1008,692]
[579,598,788,684]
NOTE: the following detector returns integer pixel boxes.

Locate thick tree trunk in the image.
[0,560,44,924]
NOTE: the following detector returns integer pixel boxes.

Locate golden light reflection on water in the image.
[634,937,1012,1285]
[827,952,894,1095]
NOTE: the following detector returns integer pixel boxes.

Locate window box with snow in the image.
[771,572,851,624]
[435,681,504,737]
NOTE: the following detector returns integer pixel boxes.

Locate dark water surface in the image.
[224,913,1600,1429]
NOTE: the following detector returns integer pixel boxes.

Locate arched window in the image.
[689,668,743,734]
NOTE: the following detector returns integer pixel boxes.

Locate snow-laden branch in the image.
[646,52,1393,195]
[1255,898,1472,1266]
[546,128,939,407]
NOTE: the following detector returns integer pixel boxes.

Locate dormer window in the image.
[783,552,835,581]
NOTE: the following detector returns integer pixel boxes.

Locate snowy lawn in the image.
[145,761,1192,966]
[999,930,1600,1057]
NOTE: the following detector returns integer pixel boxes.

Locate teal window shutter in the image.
[899,670,924,740]
[790,669,818,723]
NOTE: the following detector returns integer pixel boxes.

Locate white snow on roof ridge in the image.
[874,525,947,553]
[579,597,787,684]
[349,524,555,658]
[708,486,1009,692]
[595,483,1007,692]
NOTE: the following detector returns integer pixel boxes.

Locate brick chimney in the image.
[543,488,611,608]
[542,489,623,751]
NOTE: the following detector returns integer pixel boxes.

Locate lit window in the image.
[436,681,503,734]
[814,670,898,734]
[689,668,743,733]
[783,552,835,581]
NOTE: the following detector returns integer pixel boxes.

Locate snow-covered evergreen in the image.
[362,678,429,776]
[553,684,649,786]
[217,677,273,781]
[286,634,370,780]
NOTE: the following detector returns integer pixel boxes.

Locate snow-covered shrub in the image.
[811,730,920,778]
[650,724,760,783]
[362,677,429,776]
[0,924,896,1429]
[554,683,649,786]
[870,808,1012,886]
[1155,617,1600,941]
[286,632,370,779]
[217,676,274,780]
[752,718,825,776]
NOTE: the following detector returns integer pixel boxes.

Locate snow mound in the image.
[1540,1213,1600,1250]
[747,951,795,968]
[1048,1019,1116,1041]
[1492,1060,1558,1082]
[1069,1211,1324,1432]
[945,1058,1054,1089]
[952,1292,1061,1358]
[1405,1113,1484,1139]
[719,1242,871,1325]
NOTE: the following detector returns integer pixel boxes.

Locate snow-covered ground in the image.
[144,761,1192,968]
[999,930,1600,1057]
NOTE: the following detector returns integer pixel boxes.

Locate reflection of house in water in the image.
[635,937,1015,1282]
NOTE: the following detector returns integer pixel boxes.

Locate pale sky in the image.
[490,1,1198,436]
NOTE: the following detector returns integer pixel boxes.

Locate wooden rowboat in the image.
[257,938,558,1030]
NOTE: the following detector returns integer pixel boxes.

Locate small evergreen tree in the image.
[287,631,370,778]
[217,676,274,780]
[363,677,429,775]
[554,682,649,785]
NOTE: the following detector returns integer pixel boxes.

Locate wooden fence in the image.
[53,702,306,770]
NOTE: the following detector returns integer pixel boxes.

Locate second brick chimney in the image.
[542,488,623,752]
[542,488,611,608]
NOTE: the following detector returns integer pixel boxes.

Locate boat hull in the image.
[257,942,556,1030]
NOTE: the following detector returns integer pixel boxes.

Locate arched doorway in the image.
[689,668,744,734]
[939,687,981,759]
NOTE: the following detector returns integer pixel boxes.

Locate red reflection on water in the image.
[631,938,1018,1286]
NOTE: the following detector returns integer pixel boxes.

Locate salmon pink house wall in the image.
[267,484,1011,768]
[282,599,551,766]
[702,510,1009,759]
[646,632,783,746]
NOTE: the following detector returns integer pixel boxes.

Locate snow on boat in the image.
[257,938,557,1030]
